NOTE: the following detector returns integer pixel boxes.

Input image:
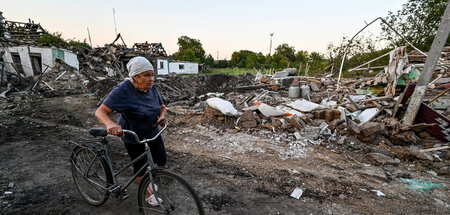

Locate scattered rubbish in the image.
[371,190,385,197]
[4,191,12,195]
[206,97,239,116]
[401,178,445,192]
[8,182,14,188]
[290,187,304,199]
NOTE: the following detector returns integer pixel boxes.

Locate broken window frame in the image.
[30,52,42,75]
[11,52,25,75]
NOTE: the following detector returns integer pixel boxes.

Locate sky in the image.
[2,0,407,59]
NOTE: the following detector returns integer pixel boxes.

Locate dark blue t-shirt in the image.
[103,80,164,144]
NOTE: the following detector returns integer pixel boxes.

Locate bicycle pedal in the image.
[121,191,129,200]
[108,184,121,193]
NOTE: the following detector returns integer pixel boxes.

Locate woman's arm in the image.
[95,104,123,136]
[157,104,167,125]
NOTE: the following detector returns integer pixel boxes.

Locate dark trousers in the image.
[123,135,166,176]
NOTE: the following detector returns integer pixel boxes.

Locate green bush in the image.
[38,32,91,49]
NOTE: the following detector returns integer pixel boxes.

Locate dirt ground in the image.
[0,87,449,214]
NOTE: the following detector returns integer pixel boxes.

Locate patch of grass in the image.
[207,68,256,76]
[65,106,77,113]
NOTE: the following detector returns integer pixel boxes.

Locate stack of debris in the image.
[201,46,449,170]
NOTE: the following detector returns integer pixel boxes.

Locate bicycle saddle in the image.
[89,128,108,137]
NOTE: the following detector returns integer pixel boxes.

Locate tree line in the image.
[172,0,448,77]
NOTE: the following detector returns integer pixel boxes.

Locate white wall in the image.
[29,47,53,72]
[63,50,79,70]
[0,46,79,77]
[157,59,169,75]
[3,46,34,77]
[156,59,198,75]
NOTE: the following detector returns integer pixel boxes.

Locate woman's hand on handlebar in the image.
[156,116,167,126]
[107,123,124,136]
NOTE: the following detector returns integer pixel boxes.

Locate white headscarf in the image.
[126,56,154,82]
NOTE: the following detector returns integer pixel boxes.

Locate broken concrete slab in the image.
[368,153,400,165]
[286,99,321,113]
[255,102,286,117]
[360,122,385,136]
[356,108,381,125]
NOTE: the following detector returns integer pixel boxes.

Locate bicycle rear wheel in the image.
[71,145,112,206]
[138,170,204,214]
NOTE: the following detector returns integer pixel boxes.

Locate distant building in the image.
[157,59,199,75]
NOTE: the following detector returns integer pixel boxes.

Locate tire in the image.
[71,145,113,206]
[138,170,204,214]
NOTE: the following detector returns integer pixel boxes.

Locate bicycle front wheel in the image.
[71,145,112,206]
[138,170,204,214]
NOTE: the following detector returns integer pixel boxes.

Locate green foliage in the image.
[230,50,268,69]
[326,34,390,78]
[37,32,91,49]
[215,59,231,68]
[268,54,289,69]
[68,39,91,49]
[296,50,309,64]
[306,52,329,76]
[174,36,206,63]
[208,68,255,76]
[38,32,67,47]
[381,0,449,51]
[274,43,296,62]
[204,54,215,67]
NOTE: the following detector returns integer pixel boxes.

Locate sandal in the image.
[147,184,158,194]
[146,194,163,206]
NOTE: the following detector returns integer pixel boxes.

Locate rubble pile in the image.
[195,47,449,175]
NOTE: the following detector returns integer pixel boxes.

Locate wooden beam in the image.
[419,146,449,153]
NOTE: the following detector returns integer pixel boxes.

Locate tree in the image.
[381,0,449,51]
[274,43,296,62]
[326,34,389,77]
[231,50,257,68]
[296,50,309,64]
[204,54,215,67]
[269,54,289,69]
[215,59,230,68]
[174,36,206,63]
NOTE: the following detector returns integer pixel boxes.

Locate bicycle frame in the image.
[73,124,168,204]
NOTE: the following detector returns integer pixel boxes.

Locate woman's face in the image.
[133,70,154,92]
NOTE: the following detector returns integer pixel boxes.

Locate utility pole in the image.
[87,27,93,48]
[217,51,219,61]
[113,8,118,36]
[269,33,274,56]
[402,2,450,126]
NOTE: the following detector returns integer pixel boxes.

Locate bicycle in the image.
[70,123,204,214]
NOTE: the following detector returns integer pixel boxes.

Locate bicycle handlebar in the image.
[122,123,168,144]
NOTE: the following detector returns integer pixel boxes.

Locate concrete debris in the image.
[286,99,321,112]
[290,188,304,199]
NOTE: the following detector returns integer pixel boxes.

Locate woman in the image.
[95,56,167,206]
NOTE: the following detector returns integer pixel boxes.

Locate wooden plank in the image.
[419,146,449,153]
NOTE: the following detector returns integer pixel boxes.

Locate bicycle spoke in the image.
[71,146,111,206]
